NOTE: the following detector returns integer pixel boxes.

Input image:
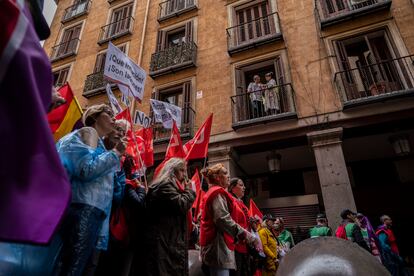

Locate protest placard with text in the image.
[106,84,122,115]
[150,99,182,129]
[104,43,146,102]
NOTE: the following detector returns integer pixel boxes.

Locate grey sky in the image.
[43,0,57,26]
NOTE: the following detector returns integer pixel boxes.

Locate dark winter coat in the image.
[144,180,196,276]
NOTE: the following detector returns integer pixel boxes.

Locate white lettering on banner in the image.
[134,110,152,128]
[106,84,122,115]
[150,99,182,129]
[104,43,146,102]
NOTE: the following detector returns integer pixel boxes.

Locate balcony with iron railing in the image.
[152,104,195,142]
[50,38,80,62]
[334,55,414,108]
[315,0,392,28]
[61,0,91,23]
[227,12,282,56]
[149,41,197,78]
[98,16,134,45]
[158,0,198,22]
[231,83,297,129]
[82,71,114,98]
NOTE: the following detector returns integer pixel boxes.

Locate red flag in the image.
[184,114,213,160]
[166,121,185,159]
[191,169,205,220]
[154,121,185,178]
[248,199,263,221]
[135,127,154,168]
[115,108,140,169]
[191,169,201,208]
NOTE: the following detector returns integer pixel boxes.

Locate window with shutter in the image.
[232,56,294,122]
[57,24,81,57]
[109,4,133,37]
[53,67,70,87]
[93,44,127,73]
[235,1,271,44]
[335,30,403,100]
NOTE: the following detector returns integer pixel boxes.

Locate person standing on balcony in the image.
[264,72,280,115]
[247,75,265,119]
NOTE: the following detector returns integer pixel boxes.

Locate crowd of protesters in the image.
[1,1,412,275]
[49,104,411,276]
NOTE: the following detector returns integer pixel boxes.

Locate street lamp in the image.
[389,134,411,156]
[267,151,282,173]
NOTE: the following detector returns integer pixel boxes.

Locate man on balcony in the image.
[247,75,265,119]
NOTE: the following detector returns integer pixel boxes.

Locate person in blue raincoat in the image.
[56,104,127,276]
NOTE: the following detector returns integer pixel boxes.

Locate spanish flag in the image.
[48,83,83,141]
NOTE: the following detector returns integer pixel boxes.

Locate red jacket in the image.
[232,198,249,253]
[199,186,241,250]
[376,226,399,255]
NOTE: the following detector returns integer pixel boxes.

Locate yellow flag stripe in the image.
[53,100,82,142]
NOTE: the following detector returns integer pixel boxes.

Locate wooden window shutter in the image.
[156,30,166,52]
[182,82,191,126]
[185,21,193,43]
[235,68,247,121]
[94,52,106,73]
[274,56,285,85]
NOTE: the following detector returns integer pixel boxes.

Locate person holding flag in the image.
[144,158,196,276]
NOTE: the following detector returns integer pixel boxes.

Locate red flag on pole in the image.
[115,108,140,169]
[184,114,213,160]
[191,169,205,220]
[248,199,263,221]
[154,121,185,178]
[135,127,154,168]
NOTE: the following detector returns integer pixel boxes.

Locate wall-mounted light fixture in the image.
[389,134,411,156]
[267,151,282,173]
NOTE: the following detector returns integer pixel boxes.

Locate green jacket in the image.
[278,229,295,248]
[309,225,332,238]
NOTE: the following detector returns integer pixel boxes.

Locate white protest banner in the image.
[150,99,182,129]
[106,84,122,115]
[119,84,130,106]
[134,110,152,128]
[104,42,146,102]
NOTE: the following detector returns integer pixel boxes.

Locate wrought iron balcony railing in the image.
[152,104,195,142]
[334,55,414,106]
[98,16,134,45]
[62,0,91,23]
[230,83,297,129]
[149,41,197,78]
[82,71,112,98]
[158,0,197,22]
[316,0,392,28]
[226,12,282,55]
[50,38,80,61]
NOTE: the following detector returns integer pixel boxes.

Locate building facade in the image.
[44,0,414,254]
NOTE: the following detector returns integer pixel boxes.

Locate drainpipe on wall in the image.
[130,0,151,119]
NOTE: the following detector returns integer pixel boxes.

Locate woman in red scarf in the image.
[200,164,253,276]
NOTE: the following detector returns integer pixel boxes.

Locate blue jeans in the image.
[210,267,230,276]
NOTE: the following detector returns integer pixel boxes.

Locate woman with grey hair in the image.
[143,158,196,276]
